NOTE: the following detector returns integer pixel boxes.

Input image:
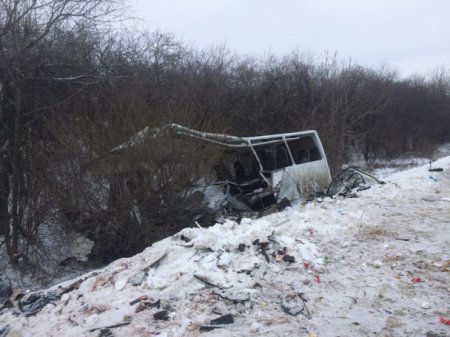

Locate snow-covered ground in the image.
[1,157,450,337]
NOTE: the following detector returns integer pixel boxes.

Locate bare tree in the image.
[0,0,124,264]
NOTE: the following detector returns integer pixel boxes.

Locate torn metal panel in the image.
[277,160,333,203]
[326,166,385,197]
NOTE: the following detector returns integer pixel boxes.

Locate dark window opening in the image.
[256,147,276,171]
[287,136,322,164]
[275,144,292,169]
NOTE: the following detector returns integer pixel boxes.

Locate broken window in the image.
[254,142,293,172]
[275,144,292,169]
[287,136,322,164]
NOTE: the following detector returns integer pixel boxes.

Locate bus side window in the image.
[276,144,291,169]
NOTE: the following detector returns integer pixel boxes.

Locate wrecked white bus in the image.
[165,125,332,211]
[87,124,332,213]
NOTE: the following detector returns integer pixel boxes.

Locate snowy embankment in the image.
[1,157,450,337]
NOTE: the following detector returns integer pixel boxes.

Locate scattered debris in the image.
[277,198,291,210]
[429,175,438,182]
[2,156,450,337]
[411,277,424,283]
[18,291,60,316]
[253,241,271,263]
[145,299,161,309]
[135,299,161,313]
[282,255,295,263]
[426,331,443,337]
[439,316,450,325]
[98,328,114,337]
[88,318,132,332]
[199,325,223,332]
[200,314,234,331]
[212,289,250,304]
[129,295,148,306]
[153,310,169,321]
[442,260,450,272]
[180,235,191,243]
[298,293,312,319]
[211,314,234,325]
[326,166,384,197]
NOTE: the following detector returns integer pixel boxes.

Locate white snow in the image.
[1,156,450,336]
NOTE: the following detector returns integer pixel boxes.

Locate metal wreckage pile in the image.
[152,125,384,216]
[87,124,383,219]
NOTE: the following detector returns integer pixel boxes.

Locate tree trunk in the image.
[10,86,22,263]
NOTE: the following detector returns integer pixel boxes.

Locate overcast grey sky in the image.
[132,0,449,77]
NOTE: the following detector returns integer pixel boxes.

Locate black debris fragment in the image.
[252,239,259,246]
[199,325,223,332]
[428,168,443,172]
[426,331,447,337]
[98,328,114,337]
[153,310,170,321]
[298,293,311,319]
[283,255,295,263]
[145,299,161,309]
[211,314,234,325]
[88,319,132,333]
[277,198,291,210]
[0,300,12,311]
[180,235,191,242]
[200,314,234,332]
[259,242,270,263]
[238,243,246,252]
[18,291,60,316]
[356,185,371,192]
[395,237,410,242]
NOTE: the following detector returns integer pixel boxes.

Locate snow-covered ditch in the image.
[1,157,450,337]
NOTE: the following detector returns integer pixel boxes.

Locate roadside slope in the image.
[1,157,450,337]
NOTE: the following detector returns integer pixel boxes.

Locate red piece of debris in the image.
[440,316,450,325]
